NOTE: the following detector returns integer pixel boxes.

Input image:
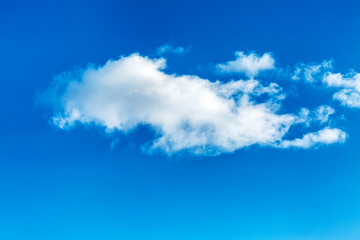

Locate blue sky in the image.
[1,0,360,239]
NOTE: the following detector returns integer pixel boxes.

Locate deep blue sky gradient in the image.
[1,1,360,239]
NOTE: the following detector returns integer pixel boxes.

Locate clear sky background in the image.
[1,0,360,239]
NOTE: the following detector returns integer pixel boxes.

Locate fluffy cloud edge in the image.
[276,128,347,149]
[291,60,360,108]
[41,52,347,156]
[216,51,275,77]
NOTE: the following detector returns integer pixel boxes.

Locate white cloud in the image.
[295,108,311,125]
[323,72,360,89]
[315,105,335,124]
[291,60,332,82]
[216,51,275,77]
[333,89,360,108]
[156,44,190,55]
[278,128,347,149]
[43,53,345,155]
[290,60,360,108]
[215,78,285,100]
[322,72,360,108]
[295,105,334,126]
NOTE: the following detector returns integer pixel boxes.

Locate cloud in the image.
[315,105,335,124]
[292,60,332,82]
[215,78,285,100]
[295,105,335,126]
[277,128,347,149]
[290,60,360,108]
[323,72,360,107]
[333,89,360,108]
[216,51,275,77]
[156,44,190,55]
[43,53,346,155]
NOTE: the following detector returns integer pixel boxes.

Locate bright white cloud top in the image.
[216,51,275,77]
[44,52,347,155]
